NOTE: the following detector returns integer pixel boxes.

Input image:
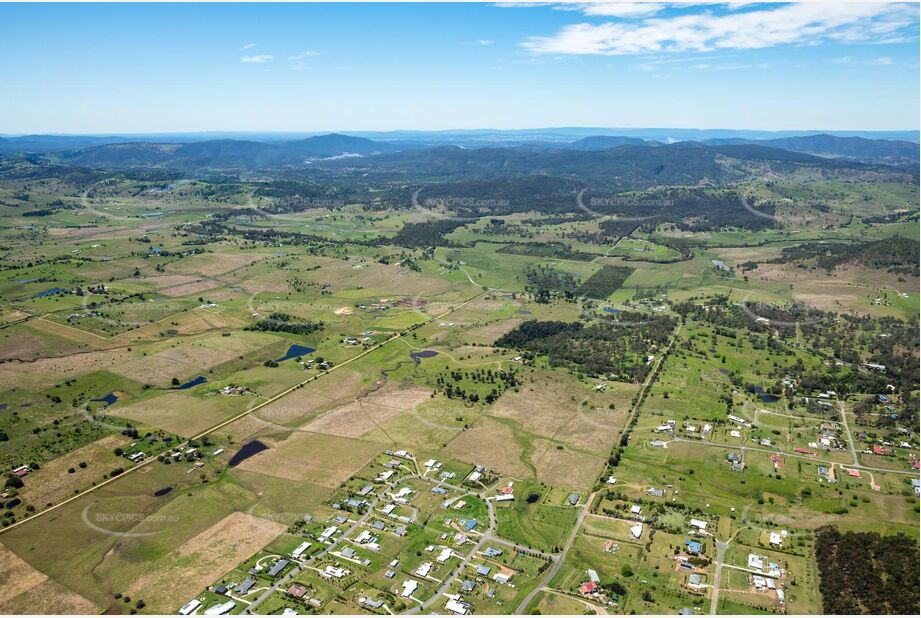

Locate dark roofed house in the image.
[461,580,476,593]
[213,585,228,596]
[567,493,580,506]
[287,584,308,598]
[238,579,256,595]
[341,547,357,559]
[358,485,374,496]
[268,559,290,577]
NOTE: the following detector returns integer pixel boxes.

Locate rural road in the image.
[836,399,860,466]
[708,538,731,614]
[513,323,683,613]
[669,437,915,476]
[514,492,596,614]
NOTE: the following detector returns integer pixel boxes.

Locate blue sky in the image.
[1,2,918,133]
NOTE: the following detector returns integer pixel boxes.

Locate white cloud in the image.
[477,39,495,46]
[875,56,893,65]
[564,3,666,18]
[240,54,273,63]
[521,2,918,55]
[287,50,321,60]
[242,43,256,50]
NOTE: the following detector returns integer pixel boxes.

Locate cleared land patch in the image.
[110,393,237,437]
[529,439,604,491]
[442,416,531,478]
[303,383,432,440]
[234,431,382,486]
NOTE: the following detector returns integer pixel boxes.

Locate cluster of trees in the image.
[576,265,635,299]
[390,220,466,248]
[776,236,919,275]
[434,367,518,405]
[496,316,674,380]
[245,313,325,336]
[523,264,579,303]
[498,241,595,261]
[814,526,919,614]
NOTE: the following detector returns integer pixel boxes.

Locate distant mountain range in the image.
[0,130,916,171]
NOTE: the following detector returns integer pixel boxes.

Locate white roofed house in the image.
[401,579,418,597]
[769,531,783,547]
[689,518,707,533]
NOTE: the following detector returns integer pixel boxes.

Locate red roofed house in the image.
[580,582,598,595]
[500,485,514,495]
[872,445,892,456]
[794,448,817,456]
[847,469,861,478]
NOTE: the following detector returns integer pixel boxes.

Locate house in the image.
[587,569,600,583]
[689,518,707,532]
[179,599,202,615]
[467,471,482,483]
[580,581,598,595]
[646,487,666,498]
[679,608,695,615]
[461,580,476,593]
[769,532,783,547]
[361,597,385,610]
[444,598,469,615]
[688,574,702,587]
[204,601,235,615]
[432,486,448,495]
[567,493,580,506]
[238,579,256,595]
[872,444,892,456]
[630,523,644,540]
[268,559,290,577]
[464,518,478,531]
[748,553,765,571]
[287,584,308,598]
[494,494,514,502]
[318,526,337,542]
[483,547,503,558]
[341,547,357,559]
[401,580,418,597]
[685,540,702,555]
[321,565,348,579]
[650,439,668,448]
[358,485,374,496]
[292,541,312,559]
[415,562,432,577]
[394,525,407,536]
[630,504,642,515]
[777,590,786,605]
[436,547,453,563]
[493,572,511,585]
[476,565,491,577]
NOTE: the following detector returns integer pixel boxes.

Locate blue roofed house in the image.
[685,540,702,555]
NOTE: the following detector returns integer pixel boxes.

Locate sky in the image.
[0,1,918,133]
